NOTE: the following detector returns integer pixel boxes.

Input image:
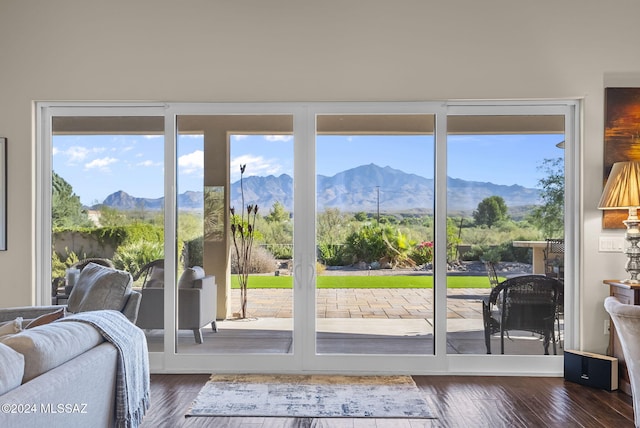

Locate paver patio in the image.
[230,288,487,320]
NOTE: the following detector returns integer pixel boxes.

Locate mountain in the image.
[98,190,204,211]
[229,174,293,213]
[94,164,541,213]
[102,191,164,210]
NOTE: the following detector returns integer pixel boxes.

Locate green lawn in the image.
[230,275,501,289]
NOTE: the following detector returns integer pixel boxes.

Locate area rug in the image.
[185,374,434,419]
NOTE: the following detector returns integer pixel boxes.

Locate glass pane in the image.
[445,115,565,355]
[51,116,165,351]
[315,114,435,355]
[176,115,294,354]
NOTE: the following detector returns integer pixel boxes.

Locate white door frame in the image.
[36,100,580,375]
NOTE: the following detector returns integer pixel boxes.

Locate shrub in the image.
[263,243,292,260]
[112,240,164,275]
[51,250,82,282]
[317,243,347,266]
[183,237,203,268]
[344,224,387,264]
[410,241,434,265]
[231,245,277,274]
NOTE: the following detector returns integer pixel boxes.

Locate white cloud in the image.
[67,146,92,162]
[264,135,293,142]
[231,135,249,141]
[85,157,117,171]
[178,150,204,175]
[137,160,161,167]
[230,154,285,181]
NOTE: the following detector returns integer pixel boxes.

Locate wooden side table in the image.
[604,280,640,395]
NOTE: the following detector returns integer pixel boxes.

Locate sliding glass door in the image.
[174,114,295,356]
[38,101,579,374]
[314,114,435,356]
[445,113,567,356]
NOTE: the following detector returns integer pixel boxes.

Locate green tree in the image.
[473,196,508,228]
[264,201,289,223]
[98,206,128,227]
[317,208,347,245]
[353,211,368,222]
[52,172,93,228]
[529,157,564,238]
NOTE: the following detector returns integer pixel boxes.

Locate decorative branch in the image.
[230,164,258,319]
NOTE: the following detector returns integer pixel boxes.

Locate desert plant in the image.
[262,243,292,260]
[381,229,416,267]
[230,164,259,319]
[317,243,347,266]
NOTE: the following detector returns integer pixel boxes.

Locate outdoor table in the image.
[512,240,547,275]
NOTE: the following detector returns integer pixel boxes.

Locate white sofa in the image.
[0,318,120,428]
[0,263,149,428]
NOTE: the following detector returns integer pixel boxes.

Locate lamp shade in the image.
[598,161,640,210]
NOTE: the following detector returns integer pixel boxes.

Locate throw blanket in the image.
[60,310,150,428]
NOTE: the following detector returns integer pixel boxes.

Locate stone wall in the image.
[52,231,117,259]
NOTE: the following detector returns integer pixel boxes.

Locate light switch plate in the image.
[599,236,625,252]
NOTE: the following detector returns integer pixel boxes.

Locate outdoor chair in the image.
[543,238,565,347]
[482,274,562,355]
[135,260,218,344]
[484,261,499,288]
[133,259,165,287]
[605,297,640,427]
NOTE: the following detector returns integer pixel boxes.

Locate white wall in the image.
[0,0,636,353]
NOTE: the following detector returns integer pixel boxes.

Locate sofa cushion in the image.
[0,342,24,394]
[67,262,133,314]
[1,321,103,383]
[178,266,205,288]
[24,307,65,329]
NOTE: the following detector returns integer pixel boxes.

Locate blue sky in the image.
[53,133,564,206]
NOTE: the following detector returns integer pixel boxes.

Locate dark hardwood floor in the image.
[141,374,635,427]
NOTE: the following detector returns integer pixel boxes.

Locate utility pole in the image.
[376,186,380,225]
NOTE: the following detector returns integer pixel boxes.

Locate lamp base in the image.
[623,218,640,283]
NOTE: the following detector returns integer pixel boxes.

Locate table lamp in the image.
[598,161,640,283]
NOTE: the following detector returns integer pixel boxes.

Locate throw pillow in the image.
[0,317,23,338]
[24,307,65,329]
[67,262,133,314]
[0,342,24,394]
[178,266,205,288]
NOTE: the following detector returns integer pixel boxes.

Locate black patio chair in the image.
[482,274,562,355]
[484,261,499,288]
[543,238,565,347]
[133,259,165,287]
